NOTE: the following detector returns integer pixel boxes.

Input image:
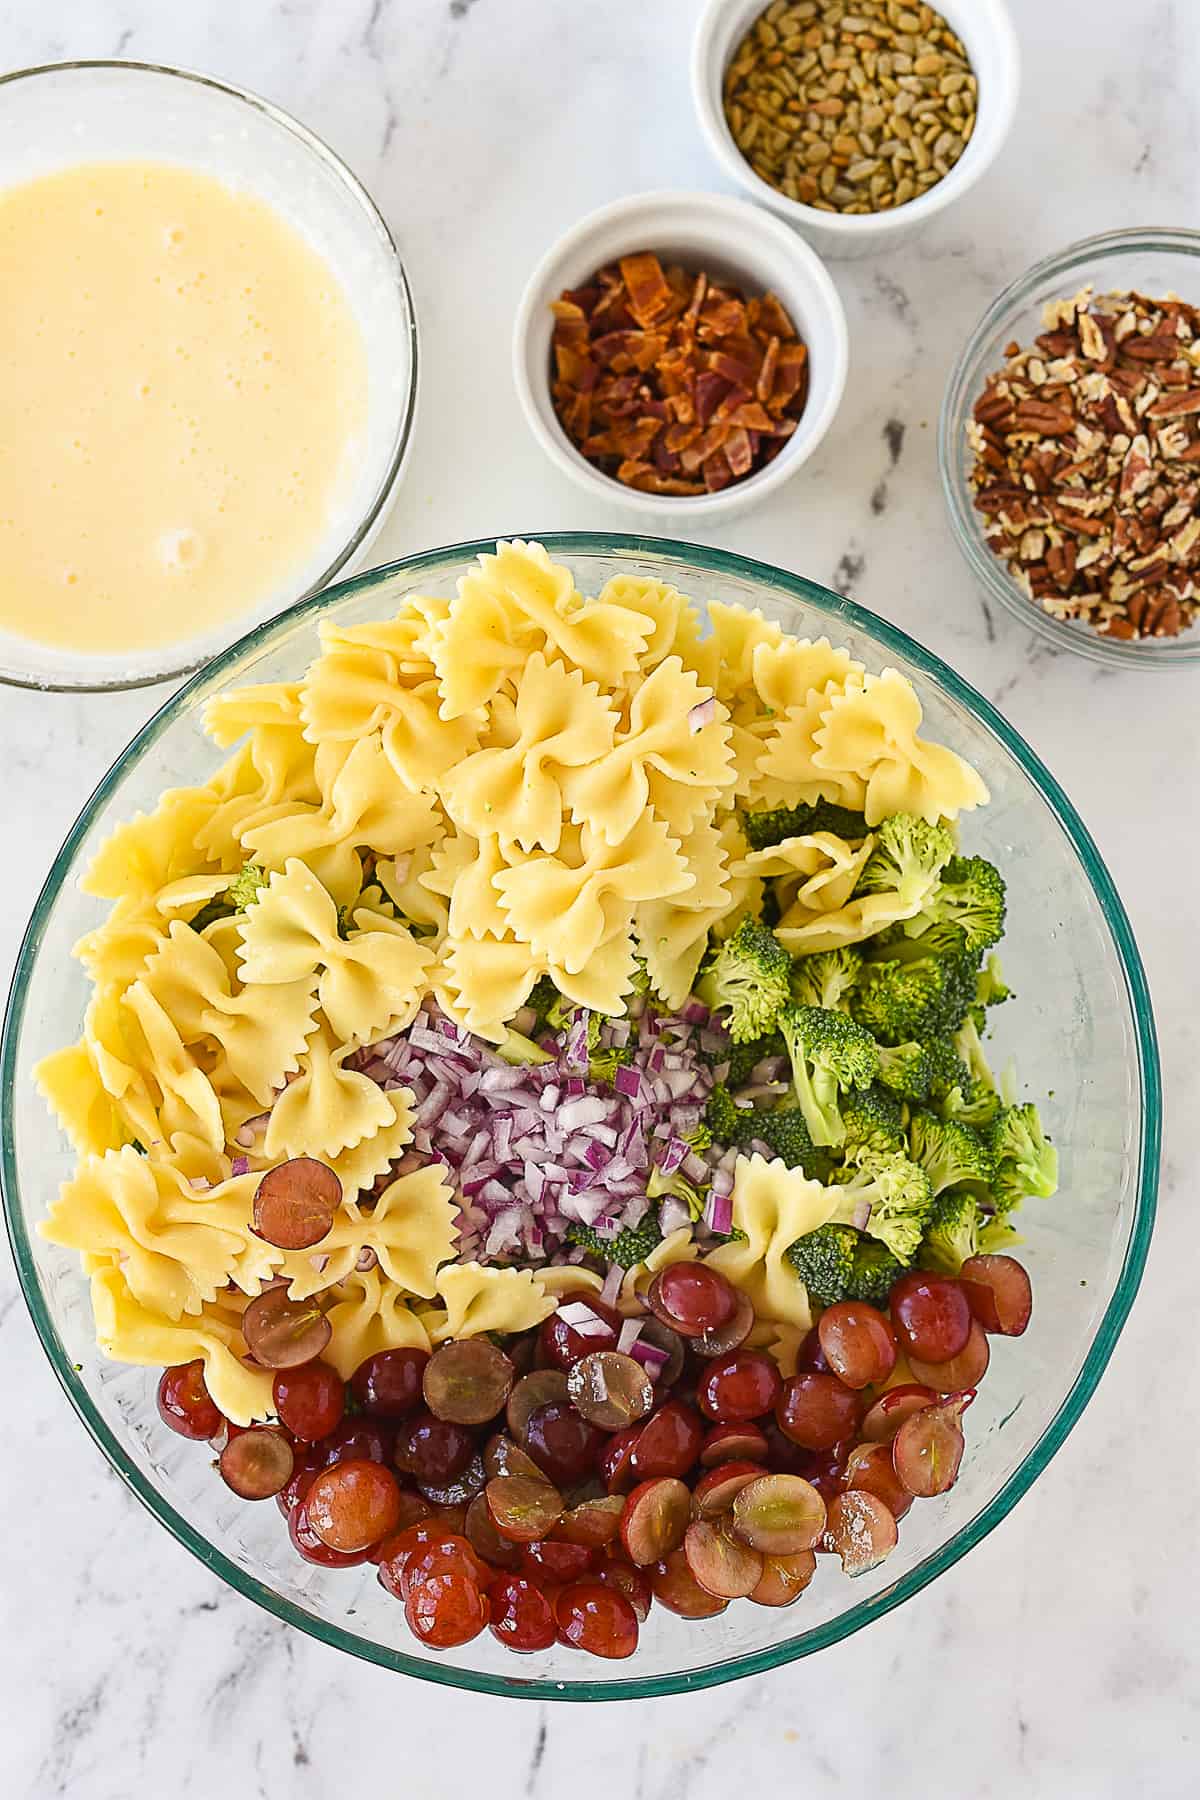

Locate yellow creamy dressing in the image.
[0,161,368,655]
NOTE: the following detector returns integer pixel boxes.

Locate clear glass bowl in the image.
[1,535,1159,1699]
[0,61,418,694]
[938,226,1200,668]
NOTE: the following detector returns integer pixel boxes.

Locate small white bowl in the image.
[691,0,1020,261]
[512,189,848,520]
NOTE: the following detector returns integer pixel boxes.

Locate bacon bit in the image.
[550,251,809,496]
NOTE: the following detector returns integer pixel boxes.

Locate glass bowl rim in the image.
[938,223,1200,668]
[0,57,420,696]
[1,530,1160,1700]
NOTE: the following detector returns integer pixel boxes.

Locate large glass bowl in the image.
[1,535,1158,1700]
[939,226,1200,668]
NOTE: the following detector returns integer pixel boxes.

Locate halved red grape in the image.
[423,1339,515,1426]
[620,1477,691,1566]
[417,1451,487,1508]
[692,1460,766,1518]
[351,1347,429,1418]
[695,1287,755,1358]
[289,1498,368,1567]
[524,1401,605,1487]
[568,1352,654,1431]
[556,1580,639,1659]
[483,1433,545,1482]
[405,1572,489,1648]
[595,1554,652,1622]
[321,1415,394,1465]
[366,1490,432,1558]
[647,1264,736,1337]
[860,1383,938,1444]
[393,1409,474,1484]
[698,1351,782,1424]
[775,1372,863,1451]
[650,1547,728,1617]
[749,1550,816,1607]
[465,1493,522,1571]
[730,1473,826,1554]
[306,1458,402,1551]
[825,1489,898,1574]
[277,1444,323,1517]
[520,1537,595,1585]
[892,1392,973,1497]
[683,1519,763,1599]
[959,1253,1033,1336]
[488,1574,557,1652]
[539,1300,621,1373]
[908,1319,990,1393]
[794,1327,831,1374]
[506,1370,570,1443]
[890,1271,971,1363]
[842,1442,913,1519]
[698,1421,769,1468]
[252,1157,341,1250]
[397,1532,488,1600]
[598,1424,643,1495]
[219,1426,294,1499]
[554,1495,625,1549]
[242,1287,330,1369]
[485,1475,564,1542]
[273,1360,344,1442]
[817,1302,897,1390]
[376,1522,482,1596]
[629,1400,704,1481]
[157,1361,222,1440]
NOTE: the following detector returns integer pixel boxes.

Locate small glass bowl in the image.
[0,61,418,694]
[2,535,1159,1700]
[939,226,1200,668]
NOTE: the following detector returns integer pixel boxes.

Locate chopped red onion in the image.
[616,1318,644,1355]
[600,1264,625,1307]
[704,1187,734,1236]
[230,1156,250,1178]
[630,1340,670,1378]
[687,697,718,733]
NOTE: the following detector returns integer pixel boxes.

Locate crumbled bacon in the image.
[550,252,809,497]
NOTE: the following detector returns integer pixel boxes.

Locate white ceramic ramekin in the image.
[512,189,848,521]
[691,0,1020,261]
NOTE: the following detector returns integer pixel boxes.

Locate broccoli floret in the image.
[742,800,868,851]
[790,947,863,1011]
[226,861,270,910]
[832,1149,935,1262]
[723,1029,785,1089]
[845,1238,905,1306]
[494,1027,555,1067]
[875,1040,933,1102]
[988,1103,1058,1208]
[785,1222,858,1305]
[565,1213,663,1269]
[778,1003,879,1148]
[704,1083,742,1144]
[938,1080,1002,1129]
[696,917,792,1044]
[912,855,1006,955]
[925,1033,973,1099]
[646,1164,707,1220]
[739,1106,824,1172]
[976,953,1011,1009]
[850,947,980,1045]
[908,1111,996,1198]
[842,1084,906,1157]
[978,1214,1023,1254]
[919,1187,982,1275]
[855,813,955,907]
[527,977,572,1031]
[589,1044,635,1087]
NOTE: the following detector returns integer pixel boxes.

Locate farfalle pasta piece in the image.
[440,653,618,852]
[429,1263,556,1342]
[752,682,869,812]
[420,828,510,940]
[636,815,735,1009]
[733,831,875,919]
[35,1040,129,1157]
[495,815,693,975]
[377,839,450,934]
[194,725,322,869]
[596,574,705,672]
[72,900,168,994]
[82,787,226,902]
[704,1155,844,1328]
[813,669,990,826]
[750,636,864,714]
[564,656,734,844]
[82,985,163,1149]
[238,861,433,1047]
[548,925,639,1017]
[321,1266,432,1380]
[773,889,926,955]
[704,601,785,703]
[278,1164,457,1301]
[533,1266,605,1302]
[325,1088,415,1201]
[202,681,304,748]
[122,982,225,1152]
[90,1266,275,1424]
[710,815,765,941]
[435,933,546,1042]
[264,1021,396,1162]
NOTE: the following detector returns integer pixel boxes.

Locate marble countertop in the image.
[2,1,1196,1795]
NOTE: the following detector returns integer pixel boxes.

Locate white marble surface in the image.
[1,1,1197,1794]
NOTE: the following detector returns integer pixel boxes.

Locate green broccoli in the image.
[494,1027,555,1067]
[790,947,863,1011]
[875,1040,934,1102]
[742,800,867,851]
[927,1028,1000,1127]
[908,1111,996,1198]
[722,1029,786,1089]
[190,860,270,932]
[704,1083,743,1144]
[855,812,955,908]
[565,1212,663,1269]
[842,1084,907,1158]
[696,917,792,1044]
[737,1105,827,1174]
[527,977,572,1031]
[845,1238,906,1306]
[831,1148,935,1262]
[785,1222,904,1306]
[938,1079,1003,1129]
[988,1103,1058,1208]
[646,1164,707,1220]
[778,1003,879,1148]
[850,946,980,1045]
[909,855,1006,956]
[976,953,1011,1009]
[925,1033,973,1100]
[919,1187,982,1275]
[589,1043,636,1087]
[978,1214,1023,1254]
